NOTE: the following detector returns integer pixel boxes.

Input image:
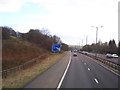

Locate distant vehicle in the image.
[112,54,119,58]
[106,53,112,58]
[82,51,88,55]
[78,51,82,53]
[106,53,118,58]
[73,50,77,52]
[73,53,77,56]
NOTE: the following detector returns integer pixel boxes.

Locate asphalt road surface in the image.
[25,52,70,88]
[88,53,120,65]
[60,52,119,88]
[25,51,119,88]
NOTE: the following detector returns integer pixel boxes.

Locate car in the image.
[73,53,77,56]
[106,53,112,58]
[112,54,119,58]
[82,51,88,55]
[73,50,77,52]
[106,53,119,58]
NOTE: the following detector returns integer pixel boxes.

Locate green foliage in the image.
[108,39,117,54]
[61,43,69,51]
[82,40,118,54]
[82,45,92,52]
[2,27,10,39]
[2,26,16,39]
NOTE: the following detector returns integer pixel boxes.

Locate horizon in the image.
[1,25,119,46]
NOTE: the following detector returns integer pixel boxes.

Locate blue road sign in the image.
[52,44,61,53]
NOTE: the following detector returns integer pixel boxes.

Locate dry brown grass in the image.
[2,37,48,69]
[2,52,65,88]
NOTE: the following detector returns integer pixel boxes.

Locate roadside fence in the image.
[86,53,120,72]
[1,55,46,78]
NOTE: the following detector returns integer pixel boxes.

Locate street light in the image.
[86,36,88,45]
[91,26,103,56]
[91,26,103,44]
[79,39,83,47]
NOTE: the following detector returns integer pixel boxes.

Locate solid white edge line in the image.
[94,78,99,84]
[92,59,120,77]
[99,62,120,77]
[56,52,71,90]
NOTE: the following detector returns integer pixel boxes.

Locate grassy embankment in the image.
[2,36,66,88]
[2,36,48,70]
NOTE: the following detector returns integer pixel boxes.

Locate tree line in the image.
[82,39,120,56]
[2,26,69,51]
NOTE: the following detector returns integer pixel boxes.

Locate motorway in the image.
[60,52,119,88]
[25,51,120,88]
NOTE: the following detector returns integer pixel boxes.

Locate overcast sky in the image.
[0,0,119,45]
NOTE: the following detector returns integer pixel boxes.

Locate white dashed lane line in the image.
[88,68,90,71]
[83,60,100,85]
[83,61,100,85]
[94,78,99,84]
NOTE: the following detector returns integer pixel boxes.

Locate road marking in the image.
[100,63,120,77]
[92,59,120,77]
[88,68,90,71]
[56,52,71,90]
[94,78,99,84]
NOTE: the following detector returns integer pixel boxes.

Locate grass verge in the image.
[2,52,66,88]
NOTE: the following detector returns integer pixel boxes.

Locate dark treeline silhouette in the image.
[82,40,120,56]
[2,26,68,51]
[118,41,120,56]
[61,43,69,51]
[108,39,117,54]
[2,26,16,39]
